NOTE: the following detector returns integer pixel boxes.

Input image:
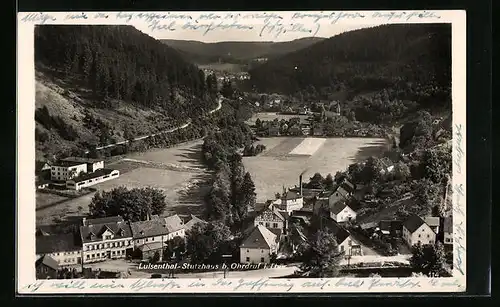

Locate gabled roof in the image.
[80,219,132,243]
[183,215,207,231]
[138,242,164,252]
[379,220,403,232]
[424,216,440,227]
[36,233,81,254]
[339,180,355,194]
[240,225,277,249]
[83,216,124,226]
[403,214,427,233]
[443,216,453,233]
[330,198,359,214]
[131,219,170,239]
[255,206,285,221]
[321,218,350,245]
[164,215,184,233]
[36,255,59,271]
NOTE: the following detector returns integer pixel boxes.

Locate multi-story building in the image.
[61,157,104,173]
[402,214,437,247]
[240,225,280,264]
[50,161,87,182]
[36,233,82,266]
[79,216,133,263]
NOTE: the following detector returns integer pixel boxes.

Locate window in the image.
[427,234,430,238]
[261,250,264,253]
[86,255,90,259]
[429,241,432,244]
[273,223,278,228]
[418,234,421,238]
[92,254,95,258]
[145,238,148,242]
[246,249,249,253]
[151,237,154,241]
[340,245,344,252]
[259,222,263,225]
[136,240,139,243]
[260,257,265,262]
[246,257,250,262]
[112,251,116,255]
[265,223,270,227]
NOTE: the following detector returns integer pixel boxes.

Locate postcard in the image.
[17,10,466,294]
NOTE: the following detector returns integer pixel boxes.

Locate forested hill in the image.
[161,37,325,64]
[249,24,451,110]
[34,25,219,160]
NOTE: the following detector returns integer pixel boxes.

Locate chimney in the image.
[299,174,303,196]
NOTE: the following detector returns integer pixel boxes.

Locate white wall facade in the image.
[37,250,82,266]
[240,247,272,264]
[51,164,87,181]
[88,161,105,172]
[82,237,133,263]
[402,223,436,247]
[331,206,357,223]
[280,198,303,212]
[66,170,120,190]
[133,229,186,248]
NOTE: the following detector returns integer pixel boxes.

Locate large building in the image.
[254,205,287,234]
[50,161,88,182]
[66,168,120,190]
[36,233,82,266]
[79,216,133,263]
[276,190,304,213]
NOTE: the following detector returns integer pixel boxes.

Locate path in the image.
[84,98,223,153]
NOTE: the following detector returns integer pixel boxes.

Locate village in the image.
[35,162,453,279]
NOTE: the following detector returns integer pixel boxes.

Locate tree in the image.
[255,118,262,129]
[221,80,235,98]
[308,173,325,189]
[324,173,334,190]
[422,147,452,184]
[164,236,186,262]
[88,186,167,222]
[299,229,344,277]
[237,172,257,216]
[186,221,232,264]
[410,242,447,276]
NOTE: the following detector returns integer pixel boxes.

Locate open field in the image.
[243,137,388,202]
[36,140,211,225]
[35,192,69,209]
[246,113,310,125]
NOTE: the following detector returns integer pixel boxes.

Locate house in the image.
[35,161,51,182]
[183,215,207,232]
[50,160,88,182]
[268,125,280,136]
[163,214,186,240]
[402,214,437,247]
[254,206,287,235]
[137,242,164,261]
[80,216,134,263]
[275,190,304,213]
[312,124,324,136]
[377,220,403,237]
[36,233,82,266]
[329,199,358,223]
[328,179,356,207]
[35,255,59,279]
[320,217,359,255]
[239,225,280,264]
[130,219,170,260]
[424,216,440,234]
[443,216,453,246]
[66,168,120,190]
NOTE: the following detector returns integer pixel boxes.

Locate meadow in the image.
[36,140,211,225]
[243,137,388,203]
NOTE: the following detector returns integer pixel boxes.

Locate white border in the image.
[17,10,466,294]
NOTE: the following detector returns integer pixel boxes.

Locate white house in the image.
[36,233,82,266]
[66,169,120,190]
[163,214,186,240]
[276,190,303,213]
[239,225,280,264]
[80,216,134,263]
[329,199,357,223]
[443,216,453,246]
[402,214,437,247]
[61,157,105,173]
[321,217,359,255]
[50,161,87,182]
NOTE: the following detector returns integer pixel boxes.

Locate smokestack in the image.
[299,174,303,196]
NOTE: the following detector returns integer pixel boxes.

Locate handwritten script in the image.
[20,277,464,293]
[19,11,442,39]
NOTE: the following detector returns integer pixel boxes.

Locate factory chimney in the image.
[299,174,303,197]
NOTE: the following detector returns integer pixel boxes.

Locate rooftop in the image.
[36,255,59,271]
[84,216,124,226]
[80,218,132,243]
[403,214,426,233]
[424,216,440,227]
[61,156,104,164]
[68,168,117,183]
[138,242,164,252]
[36,233,81,254]
[183,215,207,231]
[164,214,184,233]
[131,219,171,239]
[443,216,453,233]
[282,190,302,200]
[321,217,350,245]
[240,225,278,249]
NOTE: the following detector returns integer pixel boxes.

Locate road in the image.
[84,98,223,153]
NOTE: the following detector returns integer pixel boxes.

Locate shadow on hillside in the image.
[174,143,204,167]
[351,140,389,162]
[171,171,212,217]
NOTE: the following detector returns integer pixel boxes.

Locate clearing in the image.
[243,137,388,203]
[36,139,211,225]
